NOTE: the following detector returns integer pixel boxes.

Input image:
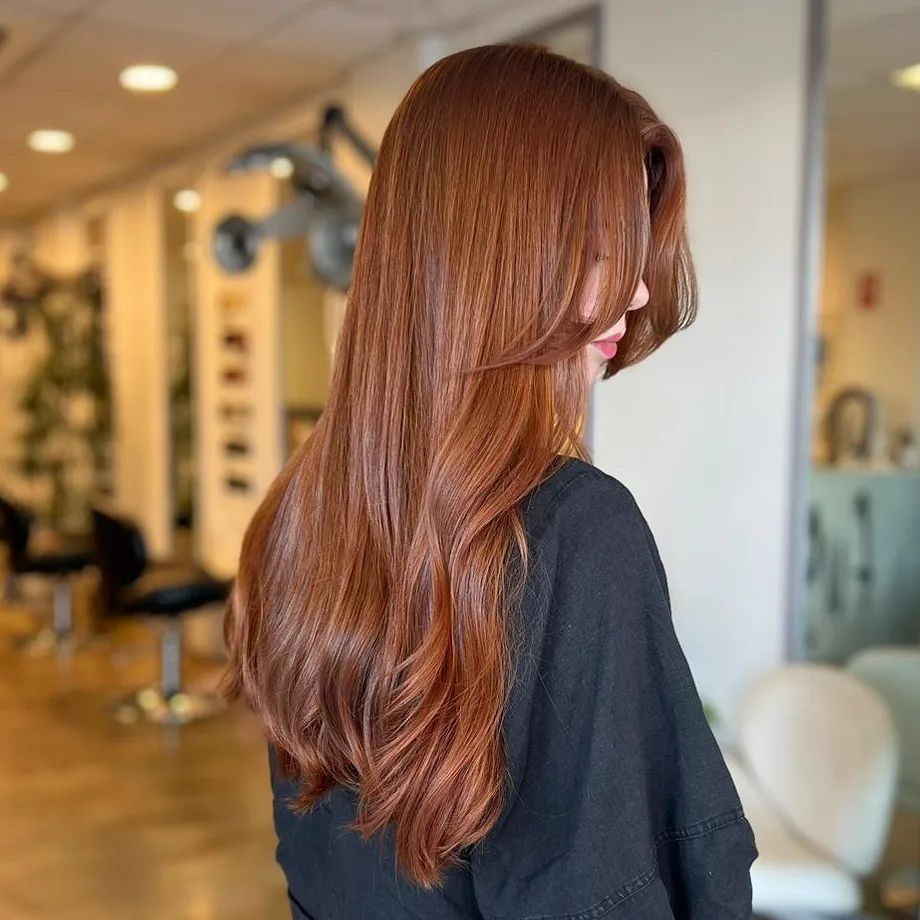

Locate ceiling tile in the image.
[0,96,119,145]
[90,0,311,40]
[17,18,216,85]
[257,0,403,57]
[827,0,920,185]
[0,0,467,220]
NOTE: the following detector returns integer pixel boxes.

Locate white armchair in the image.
[848,647,920,914]
[730,664,899,917]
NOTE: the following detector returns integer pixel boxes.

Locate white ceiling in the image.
[828,0,920,185]
[0,0,502,223]
[2,0,919,223]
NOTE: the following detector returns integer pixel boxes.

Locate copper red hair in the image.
[222,43,696,886]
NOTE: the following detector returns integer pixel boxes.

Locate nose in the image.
[629,279,650,311]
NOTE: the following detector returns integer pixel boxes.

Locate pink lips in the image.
[592,332,624,360]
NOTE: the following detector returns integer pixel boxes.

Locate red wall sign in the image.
[856,271,880,310]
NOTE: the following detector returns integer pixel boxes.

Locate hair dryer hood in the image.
[212,140,366,291]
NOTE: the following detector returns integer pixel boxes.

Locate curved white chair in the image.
[849,647,920,913]
[734,664,899,917]
[849,647,920,814]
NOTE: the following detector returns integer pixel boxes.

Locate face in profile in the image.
[582,263,650,383]
[582,166,652,384]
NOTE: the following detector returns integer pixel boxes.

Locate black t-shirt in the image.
[270,456,758,919]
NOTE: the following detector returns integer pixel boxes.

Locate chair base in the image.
[112,686,223,726]
[3,570,19,602]
[881,866,920,914]
[13,626,97,657]
[111,616,223,725]
[11,574,88,657]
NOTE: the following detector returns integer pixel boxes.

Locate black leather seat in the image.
[91,507,231,724]
[118,564,230,615]
[0,495,93,650]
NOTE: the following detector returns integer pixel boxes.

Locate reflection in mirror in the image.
[807,3,920,663]
[805,4,920,913]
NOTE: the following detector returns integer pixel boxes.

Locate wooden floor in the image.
[1,580,917,920]
[0,593,288,920]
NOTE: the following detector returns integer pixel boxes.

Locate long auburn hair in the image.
[223,43,696,886]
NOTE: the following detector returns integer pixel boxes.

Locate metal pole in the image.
[161,618,182,698]
[52,576,73,638]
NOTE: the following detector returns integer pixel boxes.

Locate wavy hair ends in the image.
[222,43,695,887]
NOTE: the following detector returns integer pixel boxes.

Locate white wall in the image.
[105,186,172,556]
[593,0,810,726]
[29,210,92,275]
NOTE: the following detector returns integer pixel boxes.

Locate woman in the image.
[224,43,757,919]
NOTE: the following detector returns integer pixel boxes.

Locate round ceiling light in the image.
[119,64,179,94]
[270,157,294,180]
[891,63,920,91]
[28,129,75,153]
[173,188,201,213]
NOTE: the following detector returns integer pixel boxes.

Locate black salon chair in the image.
[0,495,93,653]
[91,506,231,725]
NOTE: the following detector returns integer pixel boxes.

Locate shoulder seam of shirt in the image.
[525,460,639,549]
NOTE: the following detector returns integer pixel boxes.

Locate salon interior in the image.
[0,1,918,918]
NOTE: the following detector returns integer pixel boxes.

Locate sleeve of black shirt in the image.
[470,467,758,920]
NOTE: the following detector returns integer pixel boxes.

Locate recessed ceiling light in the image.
[0,173,7,192]
[28,129,75,153]
[173,188,201,213]
[891,63,920,90]
[119,64,178,93]
[270,157,294,179]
